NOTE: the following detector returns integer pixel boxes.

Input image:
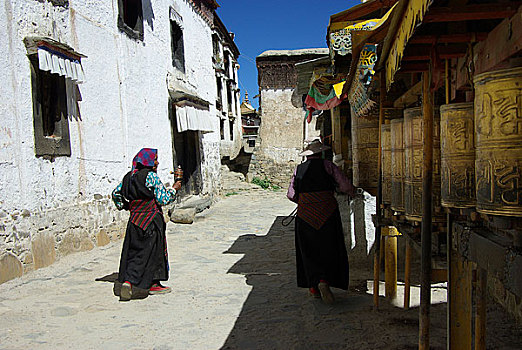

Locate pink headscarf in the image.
[131,148,157,174]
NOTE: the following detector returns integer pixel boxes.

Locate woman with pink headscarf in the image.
[112,148,181,301]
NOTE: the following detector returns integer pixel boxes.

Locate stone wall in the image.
[0,198,127,284]
[250,88,321,188]
[247,152,297,189]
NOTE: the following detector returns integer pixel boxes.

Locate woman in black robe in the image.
[112,148,181,301]
[287,140,356,304]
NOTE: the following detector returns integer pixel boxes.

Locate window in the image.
[29,55,72,158]
[227,85,233,114]
[220,119,225,140]
[216,77,222,110]
[229,120,234,141]
[171,20,185,73]
[118,0,144,40]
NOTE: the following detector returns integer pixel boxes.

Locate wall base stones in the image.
[0,252,23,284]
[31,232,56,270]
[0,198,127,284]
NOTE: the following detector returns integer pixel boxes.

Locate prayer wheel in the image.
[440,102,475,208]
[352,114,379,196]
[474,67,522,217]
[381,123,392,204]
[403,107,442,221]
[391,118,405,212]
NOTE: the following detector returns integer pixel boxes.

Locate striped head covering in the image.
[131,148,157,174]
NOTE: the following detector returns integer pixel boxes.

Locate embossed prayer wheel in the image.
[440,103,475,208]
[352,114,379,196]
[391,118,405,212]
[403,107,442,221]
[474,67,522,217]
[381,123,392,204]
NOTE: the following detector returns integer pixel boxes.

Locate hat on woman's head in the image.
[299,139,330,156]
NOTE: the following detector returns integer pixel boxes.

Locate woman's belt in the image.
[297,190,338,230]
[129,199,160,230]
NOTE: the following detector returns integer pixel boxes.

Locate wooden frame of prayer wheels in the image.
[474,67,522,217]
[440,102,476,208]
[381,123,392,204]
[403,107,443,222]
[352,113,379,196]
[391,118,405,212]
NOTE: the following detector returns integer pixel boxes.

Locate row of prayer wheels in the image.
[380,107,444,221]
[374,67,522,218]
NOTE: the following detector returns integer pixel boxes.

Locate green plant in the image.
[225,191,239,197]
[252,176,271,189]
[270,184,281,191]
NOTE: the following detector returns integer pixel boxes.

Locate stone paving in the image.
[0,187,521,349]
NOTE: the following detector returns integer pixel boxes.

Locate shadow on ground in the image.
[220,216,447,350]
[95,272,149,300]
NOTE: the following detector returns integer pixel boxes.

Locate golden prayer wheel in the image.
[381,123,392,204]
[391,118,405,212]
[403,107,442,221]
[440,103,475,208]
[474,67,522,217]
[352,114,379,196]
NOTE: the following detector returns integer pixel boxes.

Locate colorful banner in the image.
[329,4,396,56]
[348,44,378,118]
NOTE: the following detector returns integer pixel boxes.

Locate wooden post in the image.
[374,71,386,309]
[379,235,385,268]
[450,251,472,349]
[384,235,398,300]
[331,107,342,155]
[419,69,434,350]
[445,59,450,104]
[404,238,412,309]
[374,250,380,308]
[475,268,487,350]
[447,213,452,350]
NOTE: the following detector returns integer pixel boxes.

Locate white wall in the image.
[0,0,221,279]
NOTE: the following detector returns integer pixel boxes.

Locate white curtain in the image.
[37,47,85,83]
[176,105,213,133]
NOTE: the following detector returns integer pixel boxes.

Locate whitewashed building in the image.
[0,0,230,283]
[212,14,242,160]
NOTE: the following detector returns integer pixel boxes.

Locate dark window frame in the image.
[220,118,225,140]
[229,119,234,141]
[117,0,144,41]
[29,55,72,158]
[170,19,185,73]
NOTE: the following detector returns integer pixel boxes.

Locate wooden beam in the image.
[424,3,520,23]
[330,0,398,23]
[455,4,522,90]
[409,32,489,45]
[397,62,429,73]
[403,45,468,61]
[393,81,422,108]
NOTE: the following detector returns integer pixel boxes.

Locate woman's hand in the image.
[173,181,182,191]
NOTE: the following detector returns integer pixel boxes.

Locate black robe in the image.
[118,168,169,289]
[293,159,349,290]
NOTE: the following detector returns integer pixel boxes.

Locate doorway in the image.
[170,104,203,197]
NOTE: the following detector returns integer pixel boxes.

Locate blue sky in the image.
[217,1,359,109]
